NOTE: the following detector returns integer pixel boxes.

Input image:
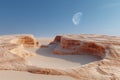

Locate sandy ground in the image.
[0,38,101,80]
[28,45,101,69]
[0,70,75,80]
[28,38,101,69]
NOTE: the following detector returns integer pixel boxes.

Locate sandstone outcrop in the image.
[10,34,40,48]
[0,34,120,80]
[0,34,40,70]
[50,34,120,79]
[0,34,40,58]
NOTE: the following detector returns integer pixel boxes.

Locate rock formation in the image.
[0,34,39,70]
[0,34,120,80]
[10,34,40,48]
[50,34,120,80]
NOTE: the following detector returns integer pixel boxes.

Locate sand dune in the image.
[0,36,101,80]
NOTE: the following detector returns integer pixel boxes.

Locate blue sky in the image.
[0,0,120,37]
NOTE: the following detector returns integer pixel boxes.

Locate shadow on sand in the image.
[36,44,102,65]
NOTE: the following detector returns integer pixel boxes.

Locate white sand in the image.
[28,38,101,69]
[28,45,101,69]
[0,38,101,80]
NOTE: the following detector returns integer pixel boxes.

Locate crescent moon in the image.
[72,12,82,25]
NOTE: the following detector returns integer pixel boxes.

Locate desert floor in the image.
[0,38,101,80]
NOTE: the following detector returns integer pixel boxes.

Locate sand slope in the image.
[0,70,75,80]
[28,44,101,69]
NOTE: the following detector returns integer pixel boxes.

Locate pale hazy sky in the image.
[0,0,120,37]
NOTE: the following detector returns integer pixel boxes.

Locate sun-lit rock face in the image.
[52,34,120,58]
[51,34,120,79]
[10,35,40,48]
[53,34,107,58]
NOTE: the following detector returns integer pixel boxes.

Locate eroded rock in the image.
[51,34,120,79]
[10,35,40,48]
[0,34,120,80]
[0,34,39,70]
